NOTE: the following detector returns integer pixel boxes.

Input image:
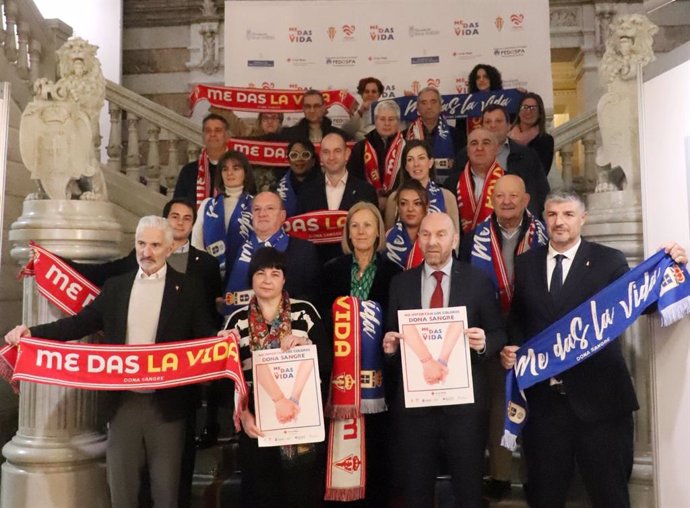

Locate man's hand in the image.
[383,331,403,354]
[5,325,30,346]
[661,242,688,265]
[239,409,264,438]
[500,345,519,370]
[422,358,448,384]
[465,327,486,353]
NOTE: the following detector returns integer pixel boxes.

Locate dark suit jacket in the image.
[508,240,639,422]
[283,236,321,303]
[68,246,222,325]
[387,260,506,414]
[30,267,217,422]
[173,160,220,208]
[448,139,549,219]
[347,130,400,184]
[275,117,352,143]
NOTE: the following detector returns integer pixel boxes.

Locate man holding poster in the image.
[383,212,505,507]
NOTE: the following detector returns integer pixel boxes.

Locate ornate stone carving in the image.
[550,7,581,28]
[595,14,658,193]
[19,38,108,200]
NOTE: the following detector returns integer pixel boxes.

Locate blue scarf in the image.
[224,228,290,315]
[502,250,690,451]
[202,193,253,273]
[276,172,298,218]
[385,221,415,270]
[359,299,386,413]
[407,115,455,160]
[427,181,446,213]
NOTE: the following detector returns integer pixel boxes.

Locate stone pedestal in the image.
[583,189,653,506]
[2,200,122,508]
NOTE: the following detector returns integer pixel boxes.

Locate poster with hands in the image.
[253,345,325,447]
[398,306,474,408]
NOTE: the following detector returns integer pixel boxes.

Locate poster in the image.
[398,306,473,408]
[253,344,325,447]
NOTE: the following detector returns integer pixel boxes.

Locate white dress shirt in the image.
[546,238,582,291]
[325,170,348,210]
[421,257,453,309]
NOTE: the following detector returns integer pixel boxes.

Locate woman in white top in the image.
[192,150,256,275]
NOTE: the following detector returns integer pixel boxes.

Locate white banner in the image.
[224,0,553,124]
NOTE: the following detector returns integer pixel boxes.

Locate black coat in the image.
[173,160,220,208]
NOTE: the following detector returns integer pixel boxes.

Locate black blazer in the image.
[30,267,218,422]
[284,236,321,303]
[297,172,378,214]
[508,240,639,422]
[448,139,549,219]
[387,260,506,414]
[173,160,220,208]
[68,246,222,325]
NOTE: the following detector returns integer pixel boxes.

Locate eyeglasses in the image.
[289,150,313,161]
[520,105,538,111]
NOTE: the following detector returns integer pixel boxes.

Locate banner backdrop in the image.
[224,0,553,124]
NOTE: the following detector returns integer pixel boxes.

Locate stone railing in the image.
[104,80,202,193]
[551,110,599,192]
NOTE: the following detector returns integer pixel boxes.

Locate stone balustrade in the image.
[551,110,600,192]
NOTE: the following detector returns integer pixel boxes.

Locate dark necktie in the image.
[550,254,565,299]
[430,271,444,308]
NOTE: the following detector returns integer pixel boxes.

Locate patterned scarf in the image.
[363,132,405,194]
[195,149,211,208]
[406,115,455,159]
[350,257,377,300]
[456,160,504,234]
[426,180,446,213]
[247,291,292,351]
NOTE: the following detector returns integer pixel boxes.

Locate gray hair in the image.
[417,86,443,104]
[544,190,586,213]
[374,100,401,120]
[135,215,174,246]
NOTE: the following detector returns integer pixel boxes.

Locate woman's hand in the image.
[239,409,264,438]
[5,325,30,346]
[274,396,300,423]
[280,334,311,351]
[422,358,448,384]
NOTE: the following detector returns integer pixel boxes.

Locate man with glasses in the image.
[279,89,351,143]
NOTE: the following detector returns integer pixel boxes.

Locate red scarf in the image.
[195,148,211,208]
[283,210,348,244]
[362,133,404,194]
[456,161,504,233]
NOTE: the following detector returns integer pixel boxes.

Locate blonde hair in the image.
[341,201,386,254]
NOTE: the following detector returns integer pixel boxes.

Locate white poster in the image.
[253,345,325,447]
[224,0,553,124]
[398,306,473,408]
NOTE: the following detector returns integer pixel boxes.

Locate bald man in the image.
[384,212,506,507]
[458,174,548,499]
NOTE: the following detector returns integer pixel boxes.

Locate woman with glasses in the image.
[508,92,554,175]
[274,139,319,217]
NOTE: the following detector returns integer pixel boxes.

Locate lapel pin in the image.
[586,261,590,267]
[175,285,180,291]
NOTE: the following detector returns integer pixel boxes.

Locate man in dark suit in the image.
[68,198,222,323]
[449,104,549,218]
[383,212,506,508]
[298,132,377,263]
[500,191,686,508]
[277,89,351,143]
[5,216,217,508]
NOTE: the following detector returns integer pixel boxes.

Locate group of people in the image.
[4,66,686,508]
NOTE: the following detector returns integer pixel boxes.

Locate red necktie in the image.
[430,271,444,308]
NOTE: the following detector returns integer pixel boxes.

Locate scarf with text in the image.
[283,210,348,245]
[501,250,690,451]
[195,149,212,207]
[363,133,404,194]
[427,180,446,214]
[470,214,548,312]
[276,172,299,217]
[385,222,424,270]
[406,115,455,160]
[225,229,290,315]
[325,296,385,501]
[189,84,357,113]
[202,193,253,273]
[456,160,504,234]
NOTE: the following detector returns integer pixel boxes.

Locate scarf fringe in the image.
[326,405,361,420]
[360,398,386,414]
[0,357,18,393]
[324,486,366,502]
[500,430,518,452]
[659,296,690,327]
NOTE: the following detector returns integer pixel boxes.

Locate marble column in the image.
[2,200,122,508]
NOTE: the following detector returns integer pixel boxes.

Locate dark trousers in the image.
[396,408,488,508]
[522,390,633,508]
[239,430,326,508]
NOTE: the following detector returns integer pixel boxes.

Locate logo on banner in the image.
[288,27,313,43]
[334,453,362,473]
[411,56,440,65]
[453,20,479,36]
[286,57,315,67]
[342,24,356,39]
[382,84,396,98]
[326,56,357,67]
[510,13,525,29]
[327,26,337,41]
[261,82,275,89]
[455,77,468,93]
[247,60,274,68]
[410,80,421,95]
[408,25,440,38]
[494,46,527,58]
[495,16,505,31]
[451,50,475,60]
[368,55,396,65]
[426,78,440,88]
[246,30,275,41]
[289,84,307,90]
[369,25,395,41]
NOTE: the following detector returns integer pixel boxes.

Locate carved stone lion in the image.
[595,15,658,193]
[20,37,107,200]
